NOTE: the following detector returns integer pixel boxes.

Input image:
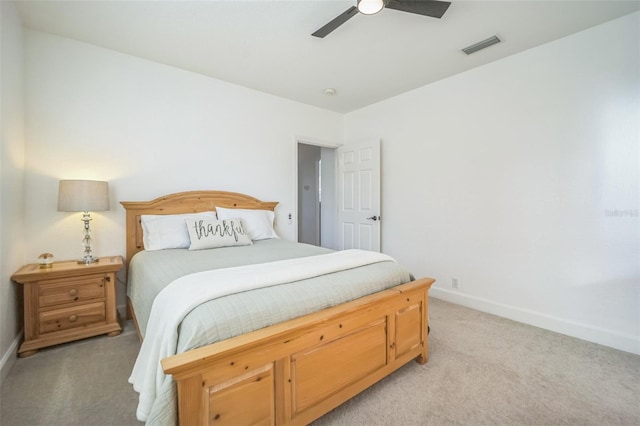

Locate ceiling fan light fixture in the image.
[357,0,384,15]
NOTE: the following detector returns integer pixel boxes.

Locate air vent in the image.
[462,35,501,55]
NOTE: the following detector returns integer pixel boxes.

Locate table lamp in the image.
[57,179,109,264]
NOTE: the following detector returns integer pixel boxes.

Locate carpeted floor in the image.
[313,300,640,425]
[1,320,141,426]
[2,298,639,426]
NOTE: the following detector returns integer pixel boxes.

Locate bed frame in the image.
[121,190,434,426]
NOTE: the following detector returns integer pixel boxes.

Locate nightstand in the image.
[11,255,123,357]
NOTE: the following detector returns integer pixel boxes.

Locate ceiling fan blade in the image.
[385,0,451,19]
[312,6,359,38]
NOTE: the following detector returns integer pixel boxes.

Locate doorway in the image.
[297,142,337,249]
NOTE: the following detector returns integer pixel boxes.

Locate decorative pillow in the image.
[141,212,217,251]
[186,218,253,250]
[215,207,278,240]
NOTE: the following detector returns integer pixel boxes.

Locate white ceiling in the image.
[14,0,640,113]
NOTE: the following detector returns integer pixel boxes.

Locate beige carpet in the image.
[1,320,141,426]
[313,300,640,425]
[2,298,639,426]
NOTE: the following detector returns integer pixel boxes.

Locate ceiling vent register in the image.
[462,35,502,55]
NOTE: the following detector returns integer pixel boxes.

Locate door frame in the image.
[293,136,340,245]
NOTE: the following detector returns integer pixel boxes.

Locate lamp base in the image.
[78,211,99,265]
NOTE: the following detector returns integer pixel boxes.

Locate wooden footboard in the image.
[162,277,434,425]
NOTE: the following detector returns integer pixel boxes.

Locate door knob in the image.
[366,216,380,221]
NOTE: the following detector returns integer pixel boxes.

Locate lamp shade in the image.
[57,180,110,212]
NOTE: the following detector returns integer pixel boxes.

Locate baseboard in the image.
[0,331,22,384]
[429,287,640,355]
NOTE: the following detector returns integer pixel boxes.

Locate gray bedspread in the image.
[127,239,413,425]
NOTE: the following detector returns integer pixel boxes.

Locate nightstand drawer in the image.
[38,276,105,308]
[39,302,106,334]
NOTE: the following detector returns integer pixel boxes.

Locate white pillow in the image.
[215,207,278,241]
[141,212,216,250]
[185,218,253,250]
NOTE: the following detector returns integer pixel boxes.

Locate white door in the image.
[337,139,381,251]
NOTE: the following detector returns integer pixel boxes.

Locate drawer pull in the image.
[68,315,78,322]
[69,289,78,297]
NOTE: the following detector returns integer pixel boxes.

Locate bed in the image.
[121,190,435,425]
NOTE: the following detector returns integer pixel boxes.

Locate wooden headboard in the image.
[120,190,278,268]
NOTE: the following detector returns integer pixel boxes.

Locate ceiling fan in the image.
[312,0,452,38]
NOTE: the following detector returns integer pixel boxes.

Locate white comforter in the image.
[129,249,395,422]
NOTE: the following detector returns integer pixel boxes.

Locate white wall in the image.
[345,12,640,354]
[0,0,26,381]
[23,30,343,312]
